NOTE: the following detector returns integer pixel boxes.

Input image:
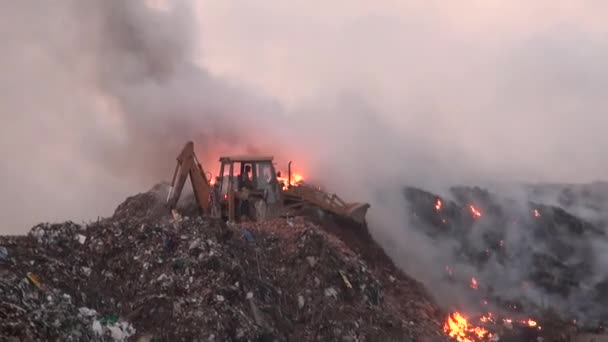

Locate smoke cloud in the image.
[1,0,607,323]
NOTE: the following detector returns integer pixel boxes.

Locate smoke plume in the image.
[1,0,608,323]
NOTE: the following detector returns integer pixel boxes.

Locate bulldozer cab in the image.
[216,156,279,194]
[214,155,282,222]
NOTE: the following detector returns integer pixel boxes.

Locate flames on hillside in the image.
[469,205,482,218]
[434,197,483,219]
[431,196,547,341]
[444,311,540,342]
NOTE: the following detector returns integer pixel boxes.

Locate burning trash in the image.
[444,311,544,342]
[405,184,608,341]
[469,205,482,218]
[470,277,479,290]
[444,312,491,342]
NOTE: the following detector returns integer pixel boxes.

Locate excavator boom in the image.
[166,141,211,214]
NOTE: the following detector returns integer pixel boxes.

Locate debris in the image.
[325,287,339,298]
[405,185,608,321]
[0,184,445,341]
[0,246,8,261]
[339,270,353,289]
[307,256,317,267]
[26,272,43,290]
[243,229,254,242]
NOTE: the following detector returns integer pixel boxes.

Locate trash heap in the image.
[403,185,608,340]
[0,185,446,341]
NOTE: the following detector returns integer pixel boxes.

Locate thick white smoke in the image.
[1,0,608,323]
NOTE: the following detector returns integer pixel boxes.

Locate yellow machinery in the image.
[166,141,370,224]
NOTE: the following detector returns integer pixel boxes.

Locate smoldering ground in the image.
[1,0,608,324]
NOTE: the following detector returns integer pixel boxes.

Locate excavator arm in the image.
[166,141,211,214]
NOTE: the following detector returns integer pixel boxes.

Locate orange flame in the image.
[444,312,491,342]
[277,172,304,190]
[436,199,443,211]
[469,205,482,218]
[533,209,541,217]
[470,277,479,289]
[444,311,541,341]
[479,313,494,323]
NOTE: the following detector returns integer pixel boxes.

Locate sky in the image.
[0,0,606,236]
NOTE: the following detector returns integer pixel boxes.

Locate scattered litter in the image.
[0,246,8,262]
[339,270,353,289]
[26,272,43,290]
[243,229,254,242]
[306,256,317,267]
[0,184,444,341]
[325,287,338,298]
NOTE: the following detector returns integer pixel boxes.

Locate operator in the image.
[263,168,279,219]
[237,165,253,220]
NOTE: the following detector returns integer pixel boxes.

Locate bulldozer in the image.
[165,141,370,224]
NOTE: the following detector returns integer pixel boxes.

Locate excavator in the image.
[165,141,370,225]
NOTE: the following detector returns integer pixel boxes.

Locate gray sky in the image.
[1,0,606,236]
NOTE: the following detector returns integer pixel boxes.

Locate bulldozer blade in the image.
[345,203,370,224]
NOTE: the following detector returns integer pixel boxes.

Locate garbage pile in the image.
[0,184,446,341]
[404,185,608,340]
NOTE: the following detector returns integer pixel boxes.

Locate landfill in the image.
[404,185,608,341]
[0,184,447,341]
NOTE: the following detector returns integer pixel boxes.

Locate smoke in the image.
[1,0,608,323]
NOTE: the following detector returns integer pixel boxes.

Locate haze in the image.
[1,0,606,237]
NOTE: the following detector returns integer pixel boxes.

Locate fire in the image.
[444,312,491,342]
[444,311,541,341]
[444,311,542,341]
[469,205,482,218]
[479,313,494,323]
[277,172,304,190]
[470,277,479,289]
[533,209,541,217]
[435,199,443,211]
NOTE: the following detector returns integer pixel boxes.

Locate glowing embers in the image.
[469,205,482,218]
[436,199,443,211]
[470,277,479,290]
